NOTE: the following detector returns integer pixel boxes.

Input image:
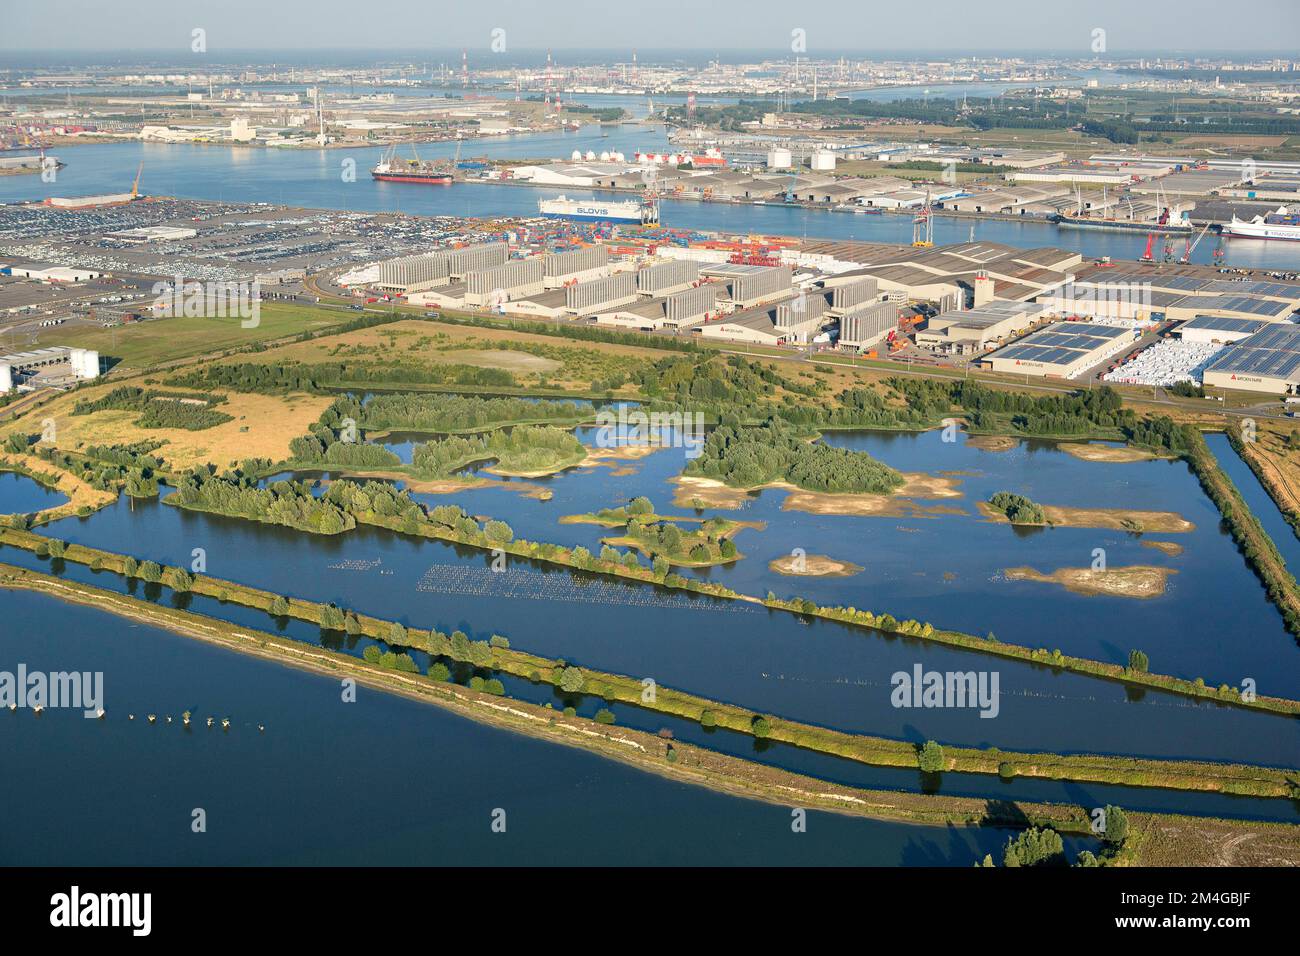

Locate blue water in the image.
[0,471,69,514]
[17,425,1300,770]
[1,587,1046,865]
[5,140,1299,270]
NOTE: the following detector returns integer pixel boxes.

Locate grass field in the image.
[34,303,344,370]
[202,316,661,393]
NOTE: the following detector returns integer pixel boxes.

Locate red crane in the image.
[1140,205,1171,263]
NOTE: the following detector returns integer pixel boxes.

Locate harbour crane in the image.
[911,188,934,247]
[1179,222,1212,264]
[130,162,143,199]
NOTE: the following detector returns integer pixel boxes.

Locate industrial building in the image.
[3,264,103,283]
[543,246,609,289]
[103,225,199,243]
[1163,293,1297,324]
[591,283,724,331]
[983,322,1138,379]
[695,294,829,346]
[565,272,637,316]
[464,258,544,307]
[662,284,721,329]
[1202,324,1300,395]
[447,242,509,279]
[636,258,700,296]
[0,346,100,392]
[916,299,1047,354]
[827,277,880,315]
[1176,315,1269,344]
[377,252,451,293]
[699,263,793,308]
[839,300,900,350]
[773,293,828,342]
[376,242,508,294]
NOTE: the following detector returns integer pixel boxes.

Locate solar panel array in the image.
[1168,293,1294,317]
[1180,315,1267,334]
[1205,324,1300,381]
[1203,279,1300,300]
[992,322,1129,368]
[1089,271,1210,293]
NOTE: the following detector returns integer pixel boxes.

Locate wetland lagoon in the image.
[3,416,1299,864]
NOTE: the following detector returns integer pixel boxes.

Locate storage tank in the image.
[810,149,836,171]
[766,148,792,170]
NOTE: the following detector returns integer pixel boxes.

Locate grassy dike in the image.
[2,564,1298,867]
[1188,429,1300,641]
[1224,425,1300,537]
[159,486,1300,717]
[1,535,1297,800]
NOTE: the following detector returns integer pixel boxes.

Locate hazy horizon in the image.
[4,0,1298,55]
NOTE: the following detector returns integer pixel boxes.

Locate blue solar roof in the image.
[1181,315,1267,333]
[1205,324,1300,380]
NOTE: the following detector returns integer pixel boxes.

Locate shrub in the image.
[918,740,945,773]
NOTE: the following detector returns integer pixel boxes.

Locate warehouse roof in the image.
[1179,315,1269,334]
[1170,294,1296,318]
[991,322,1129,366]
[1204,324,1300,380]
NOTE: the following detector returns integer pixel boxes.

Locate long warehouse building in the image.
[465,258,545,306]
[839,300,900,350]
[566,272,637,315]
[637,259,699,296]
[983,321,1138,378]
[1202,324,1300,395]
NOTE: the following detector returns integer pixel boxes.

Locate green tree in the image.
[558,666,585,693]
[918,740,945,773]
[1003,827,1065,867]
[429,661,451,681]
[751,715,772,738]
[1127,649,1149,674]
[139,560,162,583]
[268,595,290,617]
[319,604,345,630]
[1102,805,1130,845]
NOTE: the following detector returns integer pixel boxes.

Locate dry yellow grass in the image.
[8,382,334,473]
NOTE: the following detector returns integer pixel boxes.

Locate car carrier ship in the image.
[538,195,659,224]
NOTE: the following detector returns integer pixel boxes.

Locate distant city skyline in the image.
[4,0,1298,54]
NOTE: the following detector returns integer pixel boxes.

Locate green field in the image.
[34,303,343,370]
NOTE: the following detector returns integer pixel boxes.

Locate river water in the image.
[6,586,1066,865]
[5,137,1300,271]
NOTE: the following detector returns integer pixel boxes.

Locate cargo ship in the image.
[1051,213,1192,234]
[370,146,454,185]
[538,195,659,224]
[1222,206,1300,242]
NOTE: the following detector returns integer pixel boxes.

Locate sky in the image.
[2,0,1298,55]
